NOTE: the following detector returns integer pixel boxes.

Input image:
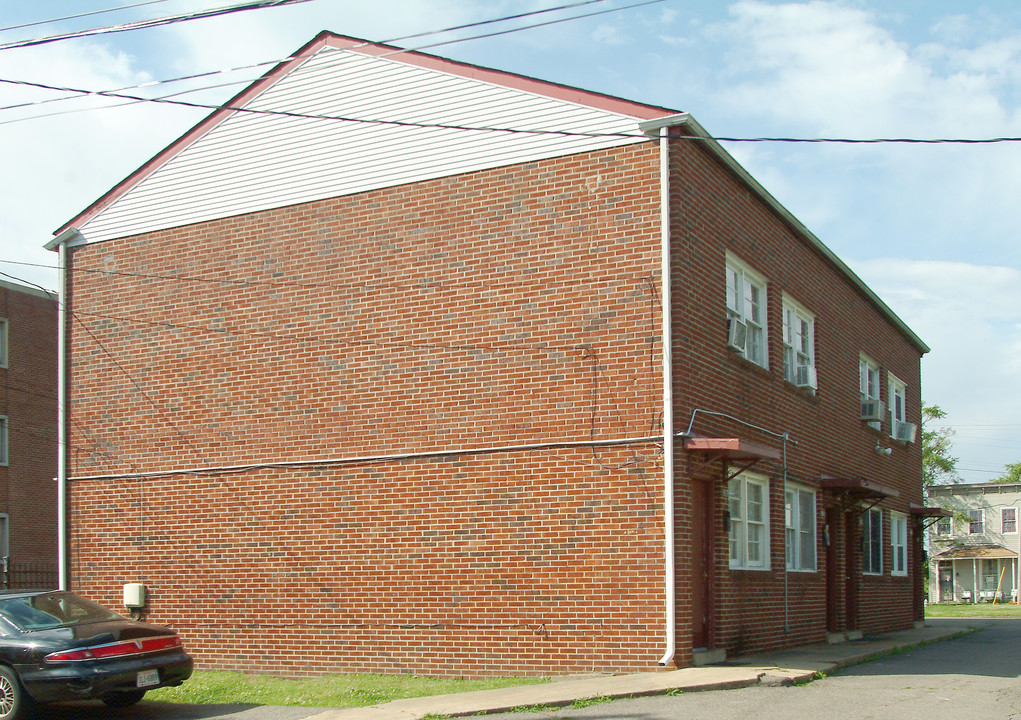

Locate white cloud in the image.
[714,0,1019,138]
[852,258,1021,480]
[0,40,204,290]
[591,24,629,45]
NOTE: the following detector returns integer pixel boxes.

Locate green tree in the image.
[922,404,959,487]
[993,462,1021,483]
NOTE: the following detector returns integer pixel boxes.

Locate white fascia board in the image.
[44,227,86,252]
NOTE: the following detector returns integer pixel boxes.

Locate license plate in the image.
[137,669,160,688]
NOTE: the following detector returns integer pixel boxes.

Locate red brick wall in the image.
[65,144,671,676]
[64,134,924,676]
[0,283,58,574]
[667,134,923,658]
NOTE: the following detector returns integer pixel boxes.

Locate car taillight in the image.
[45,635,183,663]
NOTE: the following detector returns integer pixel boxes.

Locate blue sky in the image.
[1,0,1019,482]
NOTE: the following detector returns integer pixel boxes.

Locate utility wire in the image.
[0,0,177,34]
[4,71,1021,145]
[0,0,616,116]
[3,2,1016,144]
[0,1,661,133]
[0,0,319,51]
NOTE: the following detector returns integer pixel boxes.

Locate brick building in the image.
[48,33,928,676]
[0,279,58,589]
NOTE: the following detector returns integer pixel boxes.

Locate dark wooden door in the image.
[691,480,713,648]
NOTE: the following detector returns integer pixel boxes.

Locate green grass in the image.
[147,670,549,708]
[925,602,1021,618]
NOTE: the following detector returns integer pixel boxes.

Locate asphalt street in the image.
[475,618,1021,720]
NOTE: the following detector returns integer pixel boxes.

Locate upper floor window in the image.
[888,374,915,442]
[0,417,7,467]
[725,254,768,368]
[782,296,816,390]
[890,511,908,576]
[1003,508,1017,534]
[968,509,984,534]
[0,319,7,369]
[729,473,770,570]
[785,485,817,572]
[936,517,951,535]
[863,507,883,574]
[859,355,882,429]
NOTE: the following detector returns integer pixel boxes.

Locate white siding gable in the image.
[77,43,657,244]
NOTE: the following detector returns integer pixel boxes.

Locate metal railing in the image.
[1,558,58,590]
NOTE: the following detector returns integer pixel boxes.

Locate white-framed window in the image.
[888,374,909,441]
[863,507,883,574]
[0,417,7,467]
[968,509,984,534]
[890,511,908,576]
[729,473,770,570]
[0,318,7,369]
[725,254,768,368]
[782,296,816,390]
[936,516,951,535]
[1003,508,1017,534]
[785,485,817,571]
[859,355,882,430]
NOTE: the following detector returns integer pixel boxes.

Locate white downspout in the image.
[57,238,68,590]
[48,227,80,591]
[655,125,675,666]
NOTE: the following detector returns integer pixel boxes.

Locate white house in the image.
[928,482,1021,604]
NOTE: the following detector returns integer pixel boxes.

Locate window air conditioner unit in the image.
[893,420,917,444]
[860,399,886,421]
[795,365,818,390]
[727,318,747,352]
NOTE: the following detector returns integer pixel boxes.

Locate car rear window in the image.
[0,592,123,631]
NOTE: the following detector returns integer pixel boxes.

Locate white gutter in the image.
[640,119,675,666]
[50,227,82,591]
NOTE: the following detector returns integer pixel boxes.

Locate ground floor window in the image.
[890,511,907,576]
[863,508,883,574]
[785,485,816,571]
[729,473,769,570]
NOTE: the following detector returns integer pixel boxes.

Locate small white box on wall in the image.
[123,583,147,609]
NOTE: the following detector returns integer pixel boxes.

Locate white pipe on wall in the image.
[654,125,676,667]
[56,236,69,590]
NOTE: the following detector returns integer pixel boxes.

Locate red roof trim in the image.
[318,34,675,120]
[55,31,676,238]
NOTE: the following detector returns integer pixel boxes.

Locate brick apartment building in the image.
[47,32,928,676]
[0,279,57,589]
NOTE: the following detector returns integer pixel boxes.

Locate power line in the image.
[0,0,320,51]
[0,0,617,117]
[0,0,177,34]
[6,70,1021,145]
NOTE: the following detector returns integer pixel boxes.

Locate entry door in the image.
[691,479,713,649]
[844,510,858,630]
[939,561,954,602]
[825,508,839,632]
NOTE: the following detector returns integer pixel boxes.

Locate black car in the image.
[0,590,193,718]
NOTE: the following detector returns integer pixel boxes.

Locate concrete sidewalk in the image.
[306,619,977,720]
